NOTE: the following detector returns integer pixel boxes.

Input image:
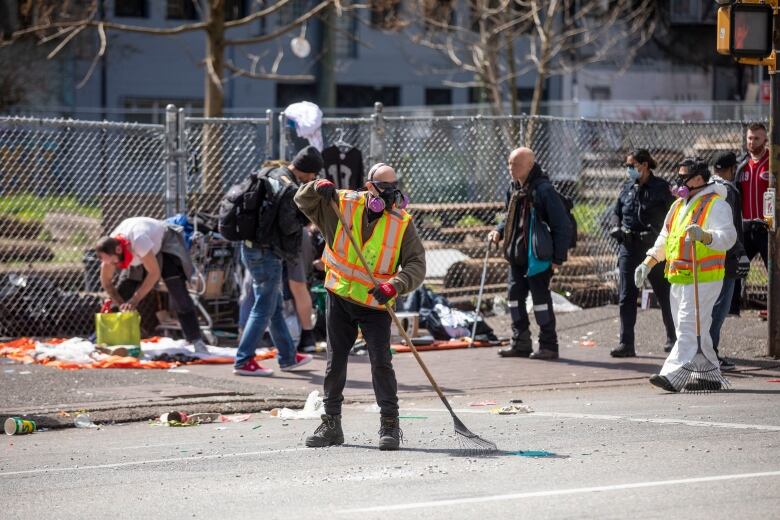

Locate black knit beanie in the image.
[292,146,324,174]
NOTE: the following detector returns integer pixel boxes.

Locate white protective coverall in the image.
[645,182,737,384]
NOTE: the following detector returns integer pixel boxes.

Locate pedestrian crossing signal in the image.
[716,2,775,67]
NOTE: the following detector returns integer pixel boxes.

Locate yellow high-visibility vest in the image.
[664,192,726,285]
[322,190,410,308]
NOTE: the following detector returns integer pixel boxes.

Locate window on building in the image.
[370,0,401,29]
[334,14,358,59]
[278,0,309,26]
[167,0,199,20]
[669,0,716,25]
[589,86,611,101]
[115,0,148,18]
[276,83,318,108]
[425,88,452,106]
[336,85,400,108]
[225,0,248,21]
[423,0,455,31]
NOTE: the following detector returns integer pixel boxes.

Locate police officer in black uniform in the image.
[609,149,676,357]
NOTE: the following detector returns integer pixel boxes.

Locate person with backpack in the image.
[489,147,573,361]
[294,162,426,450]
[607,149,676,358]
[225,147,323,376]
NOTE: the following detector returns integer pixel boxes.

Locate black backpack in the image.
[532,182,578,250]
[218,167,292,242]
[557,190,578,250]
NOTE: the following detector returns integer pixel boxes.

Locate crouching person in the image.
[95,217,208,353]
[295,163,426,450]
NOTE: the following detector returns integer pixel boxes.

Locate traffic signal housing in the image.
[717,1,776,67]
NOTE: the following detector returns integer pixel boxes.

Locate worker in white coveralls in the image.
[634,158,737,392]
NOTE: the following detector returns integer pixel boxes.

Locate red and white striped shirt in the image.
[739,149,769,221]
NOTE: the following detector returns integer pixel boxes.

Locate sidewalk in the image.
[2,306,778,429]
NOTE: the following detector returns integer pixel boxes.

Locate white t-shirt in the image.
[111,217,166,267]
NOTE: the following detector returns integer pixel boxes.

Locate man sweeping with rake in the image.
[294,163,426,450]
[635,158,737,393]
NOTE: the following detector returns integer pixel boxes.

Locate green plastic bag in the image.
[95,311,141,347]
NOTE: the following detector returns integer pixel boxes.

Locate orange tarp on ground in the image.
[0,337,275,370]
[390,339,493,353]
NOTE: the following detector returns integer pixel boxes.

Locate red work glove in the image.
[315,179,336,201]
[371,282,397,305]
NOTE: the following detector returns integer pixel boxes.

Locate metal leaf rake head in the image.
[453,415,498,454]
[668,351,731,394]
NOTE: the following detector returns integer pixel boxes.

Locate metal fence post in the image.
[164,104,178,218]
[370,102,385,164]
[177,107,187,215]
[265,109,274,160]
[279,112,288,161]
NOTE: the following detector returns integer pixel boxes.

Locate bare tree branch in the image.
[76,22,106,89]
[224,60,315,81]
[225,0,333,46]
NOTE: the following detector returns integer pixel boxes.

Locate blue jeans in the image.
[234,245,296,368]
[710,277,736,356]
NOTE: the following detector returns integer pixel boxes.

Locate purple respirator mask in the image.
[366,163,409,212]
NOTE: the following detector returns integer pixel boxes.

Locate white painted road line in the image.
[408,408,780,432]
[0,447,309,477]
[534,412,780,432]
[338,470,780,514]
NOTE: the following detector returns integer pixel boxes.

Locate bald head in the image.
[367,163,397,184]
[508,147,535,183]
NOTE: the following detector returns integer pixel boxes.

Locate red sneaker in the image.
[233,359,273,377]
[280,353,313,372]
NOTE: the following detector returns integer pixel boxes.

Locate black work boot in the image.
[610,344,636,358]
[499,330,533,358]
[305,414,344,448]
[378,416,403,451]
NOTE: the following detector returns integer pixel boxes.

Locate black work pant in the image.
[323,293,398,417]
[617,244,675,347]
[508,265,557,351]
[731,221,769,313]
[117,253,202,342]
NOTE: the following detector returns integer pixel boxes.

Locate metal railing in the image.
[0,106,767,337]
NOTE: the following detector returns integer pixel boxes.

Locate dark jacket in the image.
[610,172,674,240]
[256,167,308,262]
[497,164,573,267]
[713,176,747,279]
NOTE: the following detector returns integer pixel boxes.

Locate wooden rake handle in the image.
[328,199,455,414]
[690,238,701,337]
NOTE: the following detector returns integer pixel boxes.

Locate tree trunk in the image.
[529,66,546,118]
[202,0,226,196]
[317,4,336,108]
[204,0,225,118]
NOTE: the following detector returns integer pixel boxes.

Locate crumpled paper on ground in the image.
[490,404,534,415]
[269,391,323,419]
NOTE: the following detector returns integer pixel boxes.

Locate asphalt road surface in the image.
[3,378,780,519]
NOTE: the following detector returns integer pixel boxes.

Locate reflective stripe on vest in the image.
[664,192,726,284]
[323,190,410,308]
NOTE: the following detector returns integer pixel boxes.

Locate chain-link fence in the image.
[377,115,766,309]
[0,116,167,337]
[0,108,769,338]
